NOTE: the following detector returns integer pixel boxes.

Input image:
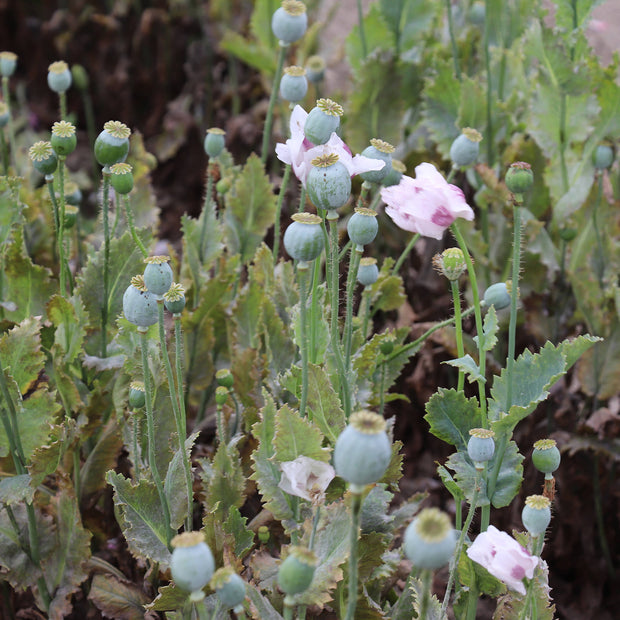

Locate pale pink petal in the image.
[289,105,308,139]
[275,142,292,166]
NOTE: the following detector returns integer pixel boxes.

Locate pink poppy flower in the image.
[278,456,335,505]
[380,163,474,239]
[466,525,539,596]
[275,105,385,186]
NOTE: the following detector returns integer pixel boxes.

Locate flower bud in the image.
[347,207,378,246]
[359,139,393,184]
[128,380,146,409]
[467,428,495,467]
[521,495,551,537]
[51,121,77,156]
[280,66,308,103]
[164,282,186,314]
[211,567,246,609]
[143,256,173,297]
[277,546,317,596]
[95,120,131,167]
[109,162,134,195]
[271,1,308,44]
[450,128,482,168]
[47,61,72,93]
[334,410,391,489]
[306,153,351,210]
[505,162,533,195]
[303,98,343,145]
[532,439,561,475]
[357,257,379,286]
[71,64,89,91]
[0,51,17,77]
[559,227,577,242]
[64,205,79,229]
[171,532,215,596]
[215,368,234,389]
[123,276,158,328]
[404,508,456,569]
[432,247,467,281]
[483,282,511,310]
[258,525,270,544]
[29,141,58,176]
[305,55,325,84]
[593,144,614,170]
[283,212,325,262]
[381,159,405,188]
[204,127,226,158]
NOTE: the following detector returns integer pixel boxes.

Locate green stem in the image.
[157,302,193,532]
[139,328,173,548]
[360,289,372,343]
[132,414,141,471]
[298,185,306,213]
[199,164,215,263]
[392,233,420,275]
[445,0,461,80]
[57,156,70,295]
[344,492,362,620]
[283,599,295,620]
[273,164,291,260]
[2,76,18,174]
[261,43,288,165]
[451,279,465,392]
[481,433,508,531]
[356,0,368,59]
[80,87,99,180]
[419,569,432,620]
[46,177,61,266]
[309,505,321,550]
[101,168,112,358]
[123,194,148,258]
[0,130,8,175]
[59,91,67,120]
[297,262,310,418]
[592,174,606,289]
[559,93,569,194]
[343,244,362,372]
[483,0,494,167]
[309,258,321,364]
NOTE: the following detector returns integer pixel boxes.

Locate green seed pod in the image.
[334,410,391,488]
[71,64,89,91]
[51,120,77,156]
[347,207,378,246]
[283,212,325,262]
[258,526,270,544]
[505,161,533,195]
[483,282,511,310]
[359,139,394,184]
[215,385,229,406]
[521,495,551,536]
[280,66,308,103]
[0,51,17,78]
[304,98,343,145]
[143,255,173,297]
[164,282,186,314]
[216,176,231,195]
[95,120,131,167]
[211,567,246,609]
[47,60,72,93]
[109,162,134,195]
[271,1,308,44]
[450,128,482,168]
[123,276,158,328]
[305,55,325,84]
[215,368,234,389]
[432,247,467,281]
[277,547,317,596]
[532,439,561,475]
[357,257,379,286]
[29,141,58,176]
[64,181,82,206]
[64,205,79,229]
[467,428,496,466]
[404,508,456,570]
[204,127,226,158]
[381,159,405,188]
[306,153,351,210]
[559,227,577,242]
[171,532,215,595]
[128,381,146,409]
[593,144,614,170]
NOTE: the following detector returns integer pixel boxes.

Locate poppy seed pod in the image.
[271,1,308,44]
[357,257,379,286]
[532,439,561,475]
[483,282,512,310]
[347,207,378,246]
[163,282,186,314]
[109,162,134,195]
[211,568,246,609]
[95,120,131,167]
[521,495,551,537]
[29,141,58,176]
[303,98,343,145]
[143,256,173,297]
[204,127,226,158]
[359,139,393,184]
[47,60,72,93]
[306,153,351,210]
[505,161,533,195]
[0,51,17,77]
[467,428,496,466]
[128,381,146,409]
[404,508,456,569]
[123,276,158,328]
[450,128,482,168]
[280,66,308,103]
[277,547,317,596]
[51,121,77,157]
[283,212,325,262]
[171,532,215,597]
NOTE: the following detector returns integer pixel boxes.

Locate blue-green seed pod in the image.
[47,60,72,93]
[404,508,456,570]
[109,162,134,195]
[467,1,485,26]
[521,495,551,536]
[467,428,495,466]
[128,381,146,409]
[381,159,405,188]
[277,547,317,596]
[51,120,77,156]
[204,127,226,158]
[306,153,351,210]
[211,568,246,609]
[29,141,58,176]
[0,101,9,128]
[450,128,482,168]
[163,282,186,314]
[483,282,511,310]
[359,139,394,184]
[171,532,215,594]
[334,410,391,488]
[347,207,378,246]
[305,55,325,84]
[593,144,614,170]
[271,1,308,44]
[357,257,379,286]
[143,256,173,296]
[95,120,131,167]
[123,277,158,328]
[532,439,561,474]
[505,162,533,195]
[0,51,17,77]
[283,212,325,262]
[304,98,343,145]
[280,66,308,103]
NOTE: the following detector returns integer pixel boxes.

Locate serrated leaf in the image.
[557,333,601,371]
[444,354,485,384]
[424,388,482,451]
[437,465,463,501]
[0,316,45,394]
[576,326,620,400]
[480,305,499,352]
[222,506,254,561]
[0,474,34,506]
[305,363,346,444]
[79,419,123,499]
[89,574,150,620]
[204,443,246,522]
[106,471,172,568]
[164,432,198,530]
[245,582,283,620]
[47,294,87,363]
[220,30,276,75]
[273,403,329,463]
[458,548,506,597]
[360,484,394,535]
